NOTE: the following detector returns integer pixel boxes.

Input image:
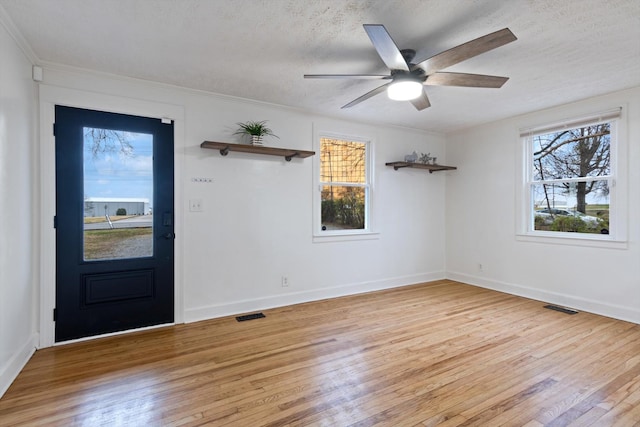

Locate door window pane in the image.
[83,127,153,260]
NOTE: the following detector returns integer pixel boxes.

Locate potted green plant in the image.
[234,120,279,145]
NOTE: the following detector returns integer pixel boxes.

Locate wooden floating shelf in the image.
[385,161,457,173]
[201,141,315,161]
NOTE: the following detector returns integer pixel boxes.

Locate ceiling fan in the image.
[304,25,517,110]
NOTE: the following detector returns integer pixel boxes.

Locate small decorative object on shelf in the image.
[405,151,439,165]
[234,120,279,145]
[418,152,438,165]
[404,151,418,162]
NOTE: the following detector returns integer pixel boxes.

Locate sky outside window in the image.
[83,128,153,206]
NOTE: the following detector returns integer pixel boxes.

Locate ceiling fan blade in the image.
[425,72,509,88]
[341,82,391,109]
[414,28,517,75]
[363,24,410,71]
[410,88,431,111]
[304,74,389,79]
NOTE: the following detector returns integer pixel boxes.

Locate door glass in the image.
[83,127,153,260]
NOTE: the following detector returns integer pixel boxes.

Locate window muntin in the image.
[527,120,614,236]
[318,137,369,233]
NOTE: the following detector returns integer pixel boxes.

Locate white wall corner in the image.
[0,333,38,399]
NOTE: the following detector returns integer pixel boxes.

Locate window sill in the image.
[313,231,380,243]
[516,232,627,249]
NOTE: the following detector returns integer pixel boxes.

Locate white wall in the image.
[37,65,448,333]
[0,19,38,396]
[446,87,640,323]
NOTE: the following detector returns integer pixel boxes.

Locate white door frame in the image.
[39,84,185,348]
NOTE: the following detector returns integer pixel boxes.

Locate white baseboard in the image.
[185,272,445,323]
[0,333,38,399]
[447,272,640,325]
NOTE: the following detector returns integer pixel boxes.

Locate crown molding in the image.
[0,4,39,64]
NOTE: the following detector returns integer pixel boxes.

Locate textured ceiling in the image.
[1,0,639,133]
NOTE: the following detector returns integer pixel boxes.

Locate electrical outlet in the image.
[189,199,203,212]
[281,276,289,287]
[478,263,484,272]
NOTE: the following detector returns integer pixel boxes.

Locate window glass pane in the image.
[320,138,366,184]
[532,123,611,180]
[532,182,609,234]
[321,185,365,230]
[83,127,153,260]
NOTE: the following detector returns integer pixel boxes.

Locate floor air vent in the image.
[236,312,266,322]
[544,305,578,315]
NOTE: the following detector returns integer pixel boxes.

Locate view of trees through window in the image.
[531,122,611,234]
[320,137,367,230]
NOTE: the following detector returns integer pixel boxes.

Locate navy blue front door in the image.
[55,106,174,342]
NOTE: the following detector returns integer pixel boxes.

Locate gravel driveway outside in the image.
[88,234,153,259]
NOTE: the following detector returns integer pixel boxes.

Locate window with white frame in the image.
[315,135,371,235]
[521,109,622,240]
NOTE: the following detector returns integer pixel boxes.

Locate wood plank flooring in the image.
[1,280,639,426]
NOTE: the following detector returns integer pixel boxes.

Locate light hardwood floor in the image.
[1,280,639,426]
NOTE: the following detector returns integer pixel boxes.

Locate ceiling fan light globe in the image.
[387,80,422,101]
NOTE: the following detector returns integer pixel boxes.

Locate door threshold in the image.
[54,322,176,346]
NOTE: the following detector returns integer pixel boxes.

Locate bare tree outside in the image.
[531,122,611,233]
[533,123,610,213]
[84,127,135,159]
